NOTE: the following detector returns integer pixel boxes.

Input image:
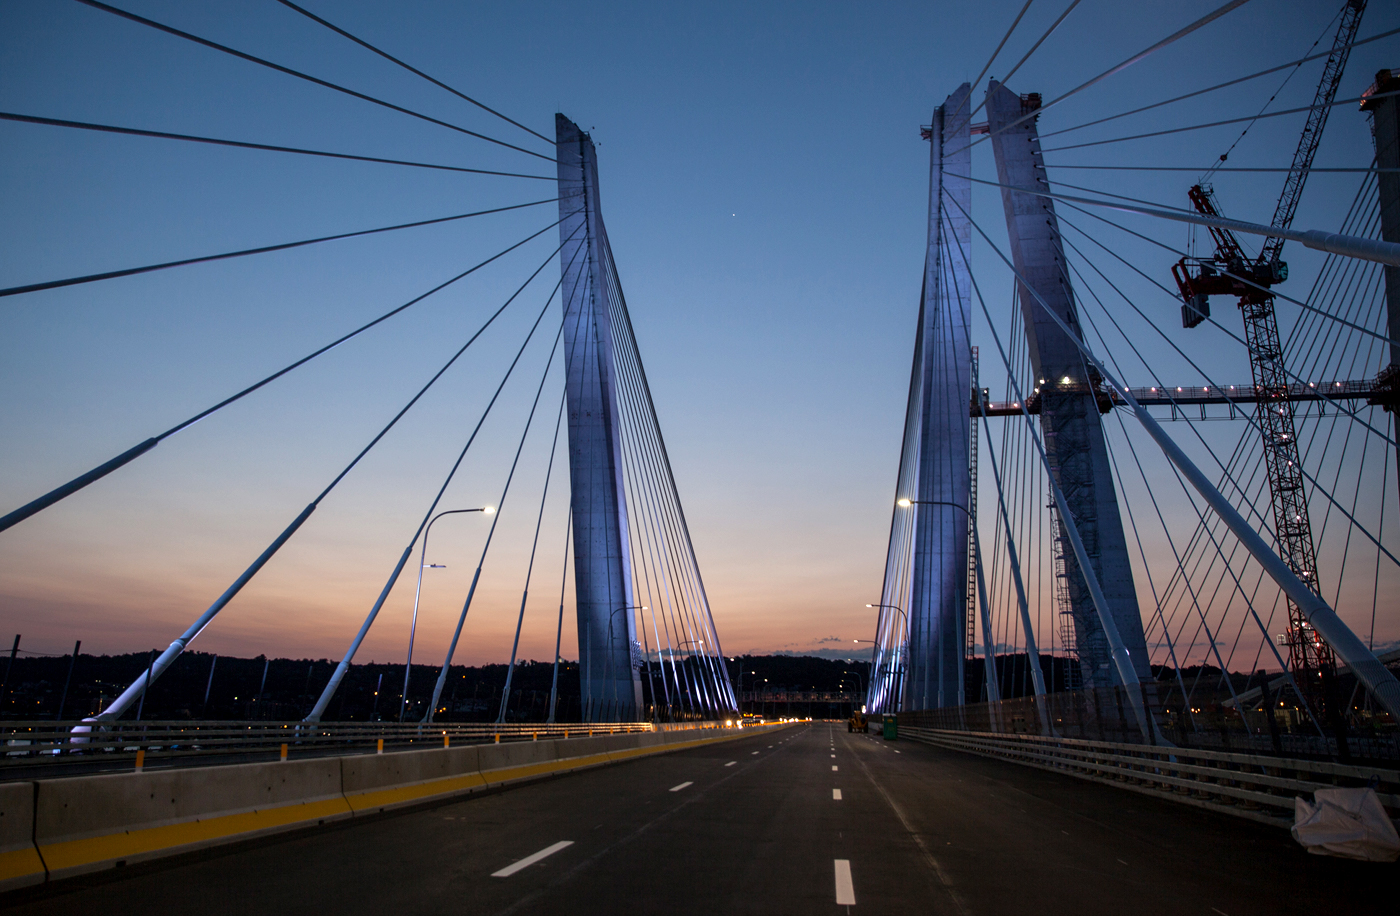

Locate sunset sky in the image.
[2,0,1397,677]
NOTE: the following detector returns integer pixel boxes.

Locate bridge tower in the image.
[556,115,642,722]
[984,81,1152,689]
[905,83,975,710]
[1362,68,1400,496]
[870,84,974,713]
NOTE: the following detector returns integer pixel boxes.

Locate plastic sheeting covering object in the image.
[1291,788,1400,861]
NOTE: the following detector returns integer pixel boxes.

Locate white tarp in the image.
[1292,787,1400,862]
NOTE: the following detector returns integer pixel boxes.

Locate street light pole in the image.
[729,658,745,718]
[864,602,909,712]
[399,506,492,722]
[736,664,743,717]
[897,498,968,514]
[841,670,864,721]
[852,639,878,712]
[604,605,647,720]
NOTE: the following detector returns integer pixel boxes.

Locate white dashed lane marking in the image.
[492,841,574,878]
[834,859,856,905]
[833,789,842,800]
[832,765,839,771]
[669,781,694,792]
[724,761,736,767]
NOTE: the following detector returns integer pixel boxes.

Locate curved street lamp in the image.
[399,506,493,722]
[864,603,908,713]
[897,498,969,514]
[601,605,647,719]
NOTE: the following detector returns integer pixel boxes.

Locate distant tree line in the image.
[0,649,871,723]
[0,650,581,723]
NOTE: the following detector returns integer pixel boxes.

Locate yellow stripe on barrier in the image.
[480,752,614,786]
[0,846,47,888]
[343,771,487,814]
[38,795,353,875]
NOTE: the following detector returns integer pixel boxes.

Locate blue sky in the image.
[2,0,1397,672]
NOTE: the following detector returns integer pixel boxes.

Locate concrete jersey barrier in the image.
[0,722,789,892]
[0,782,42,892]
[34,758,350,882]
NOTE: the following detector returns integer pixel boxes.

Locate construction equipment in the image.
[1168,0,1366,720]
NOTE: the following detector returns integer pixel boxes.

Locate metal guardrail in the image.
[900,726,1400,828]
[896,683,1400,763]
[0,719,696,779]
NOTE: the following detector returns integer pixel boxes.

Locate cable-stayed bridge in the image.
[0,101,734,726]
[868,3,1400,761]
[1,1,1399,912]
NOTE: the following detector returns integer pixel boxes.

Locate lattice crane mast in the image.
[1169,0,1366,718]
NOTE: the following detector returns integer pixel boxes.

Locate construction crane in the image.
[1169,0,1366,725]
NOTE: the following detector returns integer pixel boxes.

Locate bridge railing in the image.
[898,726,1400,829]
[0,719,690,778]
[897,683,1399,763]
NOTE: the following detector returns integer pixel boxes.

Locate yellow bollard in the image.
[532,732,538,741]
[280,743,288,761]
[564,729,569,739]
[443,735,450,748]
[494,734,500,744]
[134,749,145,773]
[376,738,384,755]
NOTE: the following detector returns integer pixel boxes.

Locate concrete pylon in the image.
[903,84,974,711]
[556,114,642,721]
[985,81,1151,688]
[1361,69,1400,503]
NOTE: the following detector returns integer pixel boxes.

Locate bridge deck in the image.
[978,378,1388,416]
[4,723,1388,914]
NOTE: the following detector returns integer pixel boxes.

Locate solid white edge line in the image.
[491,840,574,878]
[669,781,694,792]
[834,858,856,905]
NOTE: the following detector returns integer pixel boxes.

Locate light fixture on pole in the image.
[399,506,493,722]
[897,498,968,514]
[864,603,908,711]
[604,605,647,718]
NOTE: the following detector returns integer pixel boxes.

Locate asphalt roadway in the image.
[6,722,1394,915]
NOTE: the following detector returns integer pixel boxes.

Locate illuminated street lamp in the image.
[399,506,493,722]
[864,603,908,712]
[732,663,757,717]
[865,603,908,651]
[897,498,969,515]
